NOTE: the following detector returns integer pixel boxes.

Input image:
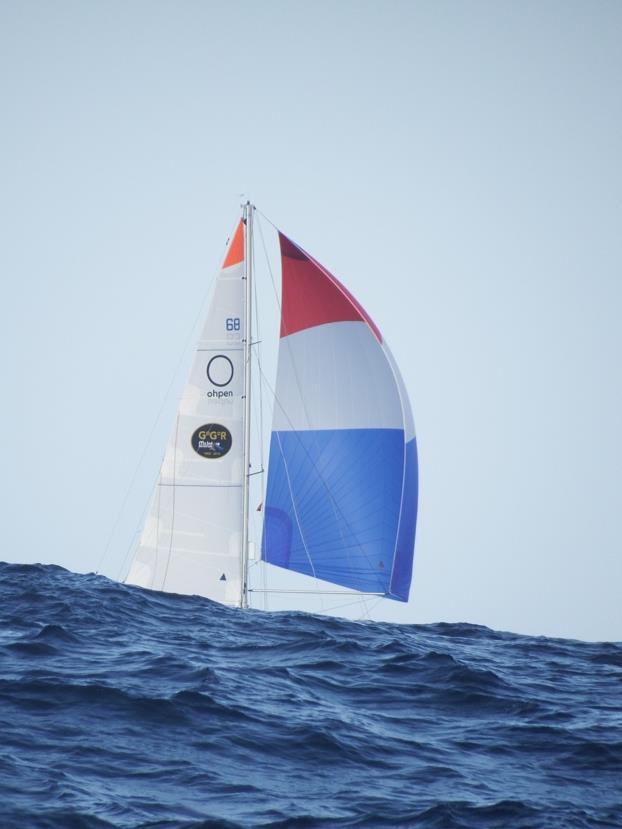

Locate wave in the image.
[0,562,620,828]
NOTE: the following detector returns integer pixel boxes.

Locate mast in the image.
[240,201,253,608]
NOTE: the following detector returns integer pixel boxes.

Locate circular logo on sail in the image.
[191,424,232,459]
[206,355,234,387]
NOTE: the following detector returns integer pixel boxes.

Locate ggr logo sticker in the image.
[191,424,232,458]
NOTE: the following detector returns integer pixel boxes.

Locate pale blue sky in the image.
[1,1,621,641]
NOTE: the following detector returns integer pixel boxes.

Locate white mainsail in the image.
[126,219,247,605]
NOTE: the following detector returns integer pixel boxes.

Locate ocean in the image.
[0,562,620,829]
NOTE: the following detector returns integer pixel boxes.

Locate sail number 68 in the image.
[226,317,241,332]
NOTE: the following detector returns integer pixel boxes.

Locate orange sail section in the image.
[222,220,245,268]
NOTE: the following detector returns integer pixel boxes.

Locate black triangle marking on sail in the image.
[220,573,227,581]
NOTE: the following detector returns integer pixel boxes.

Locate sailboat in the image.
[125,204,418,611]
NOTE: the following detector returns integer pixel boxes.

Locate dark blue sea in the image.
[1,562,621,829]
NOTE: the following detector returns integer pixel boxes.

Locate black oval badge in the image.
[191,424,232,459]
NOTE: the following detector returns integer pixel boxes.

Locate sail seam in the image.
[161,415,180,590]
[274,430,317,579]
[157,483,243,488]
[258,362,387,593]
[256,222,389,592]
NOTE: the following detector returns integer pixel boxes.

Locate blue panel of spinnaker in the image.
[261,428,416,600]
[387,437,418,601]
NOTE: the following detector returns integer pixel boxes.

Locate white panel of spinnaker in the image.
[272,321,405,432]
[382,340,416,443]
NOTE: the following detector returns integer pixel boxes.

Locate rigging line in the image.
[256,215,286,608]
[95,222,235,577]
[241,202,254,609]
[161,414,180,590]
[118,530,141,583]
[255,360,388,593]
[118,452,167,588]
[258,362,328,608]
[278,337,354,558]
[257,214,281,312]
[321,597,383,615]
[153,456,165,588]
[255,207,278,230]
[358,593,372,621]
[252,242,265,493]
[257,217,342,605]
[249,589,384,595]
[117,459,162,583]
[258,206,367,334]
[275,430,317,579]
[250,234,265,483]
[383,348,410,596]
[325,329,362,585]
[358,595,384,621]
[255,219,275,611]
[247,225,263,609]
[250,369,268,603]
[258,216,379,589]
[255,364,385,592]
[257,215,386,602]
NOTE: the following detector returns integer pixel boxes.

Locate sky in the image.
[1,1,621,641]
